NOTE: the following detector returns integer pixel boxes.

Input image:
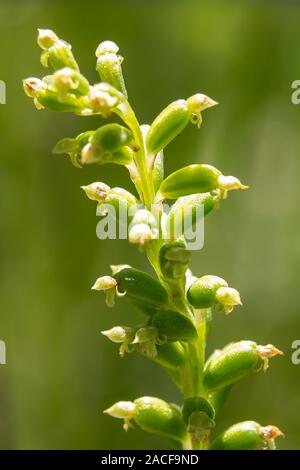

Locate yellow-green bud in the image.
[215,287,242,314]
[104,401,136,431]
[81,182,111,202]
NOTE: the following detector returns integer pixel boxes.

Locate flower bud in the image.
[159,241,190,280]
[210,420,284,450]
[37,29,79,71]
[51,67,90,97]
[91,275,117,307]
[132,327,158,358]
[187,275,228,309]
[81,182,111,202]
[91,275,117,291]
[129,223,157,246]
[132,209,157,227]
[218,175,248,191]
[146,99,190,155]
[101,325,134,343]
[151,310,196,341]
[113,267,169,312]
[96,40,127,97]
[96,41,119,56]
[215,287,242,314]
[133,397,186,442]
[186,93,218,127]
[104,401,136,431]
[86,83,121,115]
[101,326,135,357]
[37,29,59,49]
[203,340,283,392]
[23,77,43,98]
[159,164,221,199]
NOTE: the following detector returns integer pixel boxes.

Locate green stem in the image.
[115,101,154,208]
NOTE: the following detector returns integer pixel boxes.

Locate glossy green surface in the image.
[160,164,221,199]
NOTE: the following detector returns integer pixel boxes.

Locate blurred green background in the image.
[0,0,299,450]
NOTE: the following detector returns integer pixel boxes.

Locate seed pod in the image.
[151,310,197,341]
[166,192,219,240]
[159,240,190,280]
[90,124,133,152]
[187,275,228,309]
[109,146,134,165]
[35,85,84,112]
[113,267,169,311]
[203,341,283,392]
[210,421,284,450]
[160,164,221,199]
[37,29,79,71]
[133,397,186,442]
[155,342,186,369]
[146,100,190,155]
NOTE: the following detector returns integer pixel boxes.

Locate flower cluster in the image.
[23,29,284,450]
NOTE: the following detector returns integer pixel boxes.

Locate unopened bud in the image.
[37,29,59,49]
[102,326,131,343]
[52,67,90,97]
[81,182,110,202]
[129,223,157,246]
[23,78,42,98]
[215,287,242,314]
[132,209,157,227]
[96,40,119,57]
[92,275,118,307]
[218,175,248,191]
[92,276,117,291]
[187,93,218,113]
[104,401,136,430]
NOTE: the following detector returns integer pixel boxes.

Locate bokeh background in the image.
[0,0,299,449]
